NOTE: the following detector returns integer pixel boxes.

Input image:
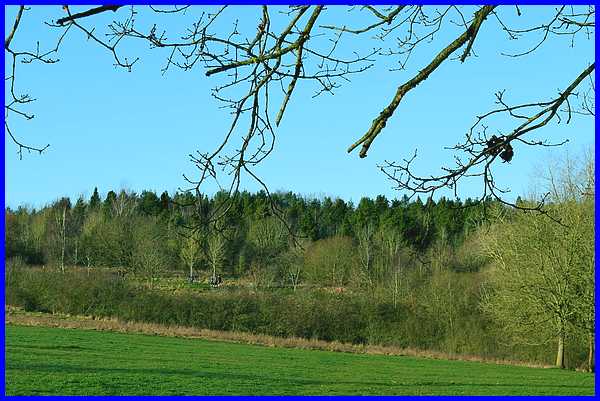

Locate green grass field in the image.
[5,324,595,395]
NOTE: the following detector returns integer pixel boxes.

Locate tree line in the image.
[5,188,494,284]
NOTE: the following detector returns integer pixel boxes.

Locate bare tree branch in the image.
[347,5,496,158]
[56,5,123,26]
[5,5,594,223]
[380,61,595,218]
[5,5,25,50]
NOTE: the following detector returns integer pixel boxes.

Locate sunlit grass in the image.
[5,325,594,395]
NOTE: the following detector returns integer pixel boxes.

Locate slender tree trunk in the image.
[393,269,398,309]
[60,205,66,273]
[332,261,337,287]
[556,334,565,369]
[292,268,299,292]
[588,334,594,372]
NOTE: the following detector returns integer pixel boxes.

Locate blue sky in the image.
[4,5,595,209]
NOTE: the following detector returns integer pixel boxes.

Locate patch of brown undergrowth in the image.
[5,305,551,369]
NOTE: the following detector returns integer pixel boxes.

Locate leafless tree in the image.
[111,189,138,218]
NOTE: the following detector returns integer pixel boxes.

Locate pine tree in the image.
[160,191,171,212]
[89,187,101,209]
[103,191,117,216]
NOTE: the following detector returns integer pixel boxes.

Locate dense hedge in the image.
[5,268,376,344]
[5,266,587,368]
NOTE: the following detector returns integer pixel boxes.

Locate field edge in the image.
[4,305,561,370]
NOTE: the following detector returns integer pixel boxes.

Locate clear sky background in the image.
[4,5,595,209]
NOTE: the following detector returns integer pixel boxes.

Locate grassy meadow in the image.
[5,324,594,396]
